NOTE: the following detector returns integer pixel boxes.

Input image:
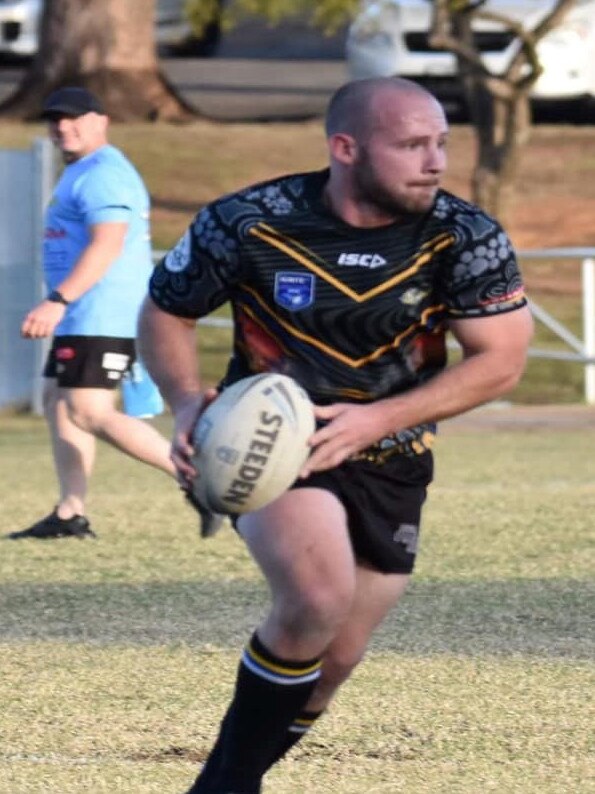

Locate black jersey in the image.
[150,169,526,405]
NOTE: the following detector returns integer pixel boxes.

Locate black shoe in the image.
[6,509,96,540]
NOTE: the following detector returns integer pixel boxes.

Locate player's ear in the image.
[328,133,358,165]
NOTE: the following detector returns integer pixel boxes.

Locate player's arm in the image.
[399,305,535,424]
[52,221,128,300]
[137,296,202,412]
[139,203,245,481]
[302,305,534,475]
[20,221,127,339]
[137,296,213,484]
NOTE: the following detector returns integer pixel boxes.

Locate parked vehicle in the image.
[345,0,595,111]
[156,0,222,56]
[0,0,220,58]
[0,0,39,56]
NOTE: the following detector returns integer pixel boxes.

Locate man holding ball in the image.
[139,77,533,793]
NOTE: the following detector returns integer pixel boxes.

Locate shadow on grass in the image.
[0,578,592,660]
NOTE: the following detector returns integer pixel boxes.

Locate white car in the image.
[0,0,219,57]
[0,0,39,56]
[155,0,221,56]
[345,0,595,108]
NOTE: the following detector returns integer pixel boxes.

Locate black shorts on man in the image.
[290,450,433,574]
[43,335,136,388]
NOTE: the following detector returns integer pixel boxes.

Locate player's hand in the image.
[300,401,396,477]
[21,300,66,339]
[171,388,218,487]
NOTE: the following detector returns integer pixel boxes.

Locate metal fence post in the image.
[31,137,56,415]
[583,257,595,405]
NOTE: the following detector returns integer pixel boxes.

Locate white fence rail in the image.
[521,250,595,404]
[153,247,595,404]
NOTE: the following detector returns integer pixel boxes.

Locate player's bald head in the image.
[325,77,441,142]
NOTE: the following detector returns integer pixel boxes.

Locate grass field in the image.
[1,101,593,792]
[1,414,593,793]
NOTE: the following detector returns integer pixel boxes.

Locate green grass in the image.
[0,415,593,793]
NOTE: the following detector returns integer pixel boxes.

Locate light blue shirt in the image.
[44,144,152,337]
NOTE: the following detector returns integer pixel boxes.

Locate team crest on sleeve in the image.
[274,272,315,311]
[164,229,191,273]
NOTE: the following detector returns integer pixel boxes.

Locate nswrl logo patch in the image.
[274,272,315,311]
[393,523,419,554]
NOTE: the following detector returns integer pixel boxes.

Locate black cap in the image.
[42,87,106,119]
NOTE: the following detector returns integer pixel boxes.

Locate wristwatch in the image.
[47,289,70,306]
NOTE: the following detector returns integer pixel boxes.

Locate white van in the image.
[345,0,595,110]
[0,0,219,57]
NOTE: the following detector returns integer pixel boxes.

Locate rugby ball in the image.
[191,373,315,514]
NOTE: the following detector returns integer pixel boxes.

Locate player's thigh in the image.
[41,377,60,414]
[237,487,357,601]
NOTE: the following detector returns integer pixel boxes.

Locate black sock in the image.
[188,632,322,793]
[269,708,324,764]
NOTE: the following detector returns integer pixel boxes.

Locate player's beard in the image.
[352,146,438,217]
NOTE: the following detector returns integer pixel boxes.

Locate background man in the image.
[9,87,175,541]
[139,77,534,792]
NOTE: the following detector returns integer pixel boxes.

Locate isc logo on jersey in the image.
[337,253,387,268]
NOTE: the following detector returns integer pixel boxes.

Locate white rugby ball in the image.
[191,373,315,514]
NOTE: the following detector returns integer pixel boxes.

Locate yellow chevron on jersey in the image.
[149,171,528,404]
[239,286,446,369]
[249,223,455,303]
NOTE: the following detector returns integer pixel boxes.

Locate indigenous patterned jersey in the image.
[149,169,526,407]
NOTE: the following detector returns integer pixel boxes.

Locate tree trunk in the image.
[469,92,531,221]
[0,0,197,122]
[428,0,575,220]
[452,11,532,222]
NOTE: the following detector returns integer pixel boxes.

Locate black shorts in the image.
[43,336,136,389]
[291,451,434,575]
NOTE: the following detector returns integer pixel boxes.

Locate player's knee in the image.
[277,581,355,638]
[67,402,108,434]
